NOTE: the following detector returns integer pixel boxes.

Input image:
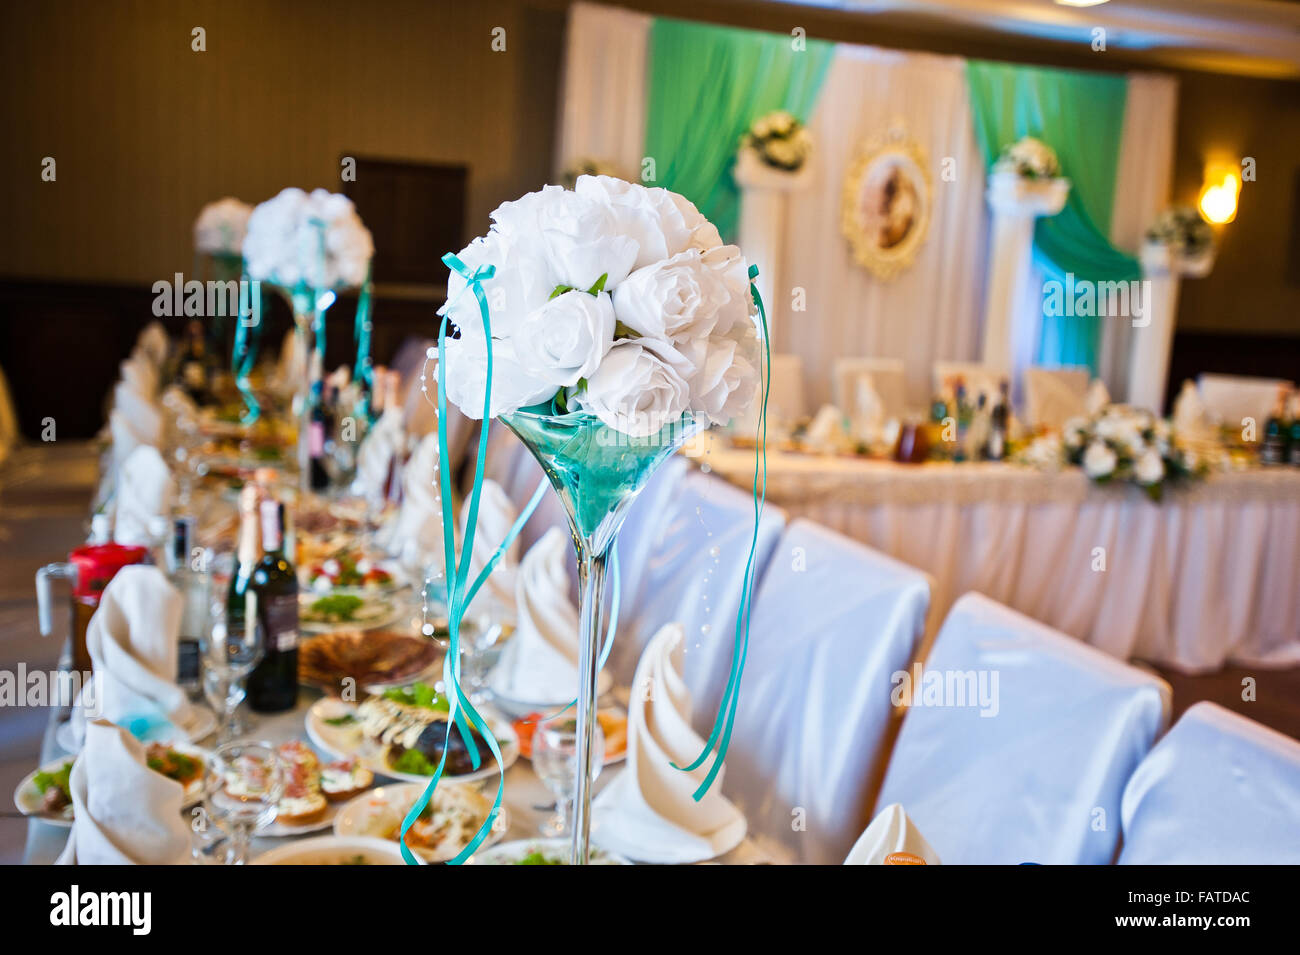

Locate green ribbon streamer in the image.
[673,263,769,799]
[232,271,263,424]
[353,265,375,422]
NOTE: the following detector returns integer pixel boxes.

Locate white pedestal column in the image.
[733,148,812,341]
[980,171,1070,396]
[1127,241,1214,415]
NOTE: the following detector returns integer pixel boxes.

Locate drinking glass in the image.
[459,609,507,704]
[200,593,264,744]
[532,715,604,837]
[201,740,282,865]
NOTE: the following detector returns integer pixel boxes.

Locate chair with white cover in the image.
[932,361,1006,403]
[726,520,931,864]
[611,469,785,719]
[1197,373,1293,429]
[1024,366,1090,430]
[875,592,1171,865]
[832,358,907,419]
[1118,702,1300,864]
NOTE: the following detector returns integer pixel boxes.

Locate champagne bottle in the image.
[167,517,209,691]
[242,498,300,712]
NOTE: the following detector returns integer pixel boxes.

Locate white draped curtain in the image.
[778,47,989,412]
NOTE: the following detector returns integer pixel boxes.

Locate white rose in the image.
[244,187,372,289]
[1134,447,1166,486]
[439,230,556,344]
[1083,441,1117,479]
[535,188,638,292]
[1063,416,1087,450]
[435,335,556,420]
[578,337,690,436]
[683,319,761,426]
[612,250,731,344]
[515,290,614,389]
[194,197,252,255]
[575,176,721,270]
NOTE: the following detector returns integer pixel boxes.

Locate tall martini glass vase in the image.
[286,286,336,494]
[499,408,705,864]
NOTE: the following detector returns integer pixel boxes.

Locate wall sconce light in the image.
[1199,168,1239,225]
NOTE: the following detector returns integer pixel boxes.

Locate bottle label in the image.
[262,592,299,652]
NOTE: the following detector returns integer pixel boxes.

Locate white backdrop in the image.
[777,47,989,411]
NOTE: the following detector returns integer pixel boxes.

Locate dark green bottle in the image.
[234,497,300,713]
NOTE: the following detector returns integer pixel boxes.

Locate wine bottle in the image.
[1288,393,1300,468]
[987,382,1009,462]
[1260,387,1289,466]
[243,498,300,713]
[308,392,332,492]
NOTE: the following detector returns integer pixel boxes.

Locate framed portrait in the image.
[840,129,932,280]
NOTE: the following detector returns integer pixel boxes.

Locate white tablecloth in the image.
[695,443,1300,673]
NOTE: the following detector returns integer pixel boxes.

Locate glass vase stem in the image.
[571,544,607,865]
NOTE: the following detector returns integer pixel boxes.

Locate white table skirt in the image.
[696,445,1300,674]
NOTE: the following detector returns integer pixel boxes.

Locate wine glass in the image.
[200,740,282,865]
[532,715,604,837]
[458,608,507,704]
[200,593,263,744]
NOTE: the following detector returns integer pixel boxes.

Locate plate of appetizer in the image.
[235,741,375,837]
[298,629,442,695]
[299,592,400,634]
[301,552,405,594]
[14,742,209,825]
[333,782,508,863]
[468,838,631,866]
[512,708,628,765]
[305,684,519,785]
[251,835,414,866]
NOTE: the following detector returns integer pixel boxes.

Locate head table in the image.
[693,439,1300,674]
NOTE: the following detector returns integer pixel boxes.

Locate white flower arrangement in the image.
[560,158,626,191]
[1145,206,1215,261]
[994,136,1061,180]
[436,175,761,437]
[1024,404,1205,500]
[741,110,812,173]
[243,187,374,290]
[194,197,253,256]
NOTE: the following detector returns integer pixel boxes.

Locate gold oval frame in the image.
[840,130,932,280]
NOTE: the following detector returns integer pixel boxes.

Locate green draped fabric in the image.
[644,19,834,242]
[966,61,1140,372]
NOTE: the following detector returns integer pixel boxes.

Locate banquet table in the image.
[694,440,1300,673]
[23,680,787,866]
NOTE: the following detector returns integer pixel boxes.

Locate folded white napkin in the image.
[111,378,163,455]
[113,445,176,547]
[353,405,405,502]
[1172,379,1212,439]
[804,403,850,454]
[56,720,191,865]
[1085,378,1111,416]
[593,623,746,863]
[489,527,581,703]
[72,565,197,746]
[1027,371,1087,432]
[843,803,941,865]
[460,479,520,621]
[381,432,448,577]
[135,321,170,369]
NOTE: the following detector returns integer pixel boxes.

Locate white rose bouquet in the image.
[1145,206,1215,261]
[436,176,762,437]
[742,110,812,173]
[1025,404,1206,500]
[194,197,253,256]
[243,187,374,290]
[995,136,1061,180]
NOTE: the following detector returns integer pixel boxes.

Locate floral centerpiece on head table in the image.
[437,175,761,436]
[995,136,1061,180]
[194,197,253,258]
[741,110,813,173]
[1050,405,1206,501]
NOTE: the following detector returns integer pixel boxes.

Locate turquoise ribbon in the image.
[672,263,769,800]
[232,271,263,424]
[354,266,375,422]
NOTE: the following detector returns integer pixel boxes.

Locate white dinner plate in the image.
[332,782,508,862]
[55,705,218,754]
[298,593,401,634]
[262,798,342,838]
[305,697,519,786]
[468,837,631,866]
[251,835,416,866]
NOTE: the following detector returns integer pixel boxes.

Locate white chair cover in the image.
[1119,702,1300,864]
[875,592,1170,865]
[832,357,907,420]
[727,520,931,864]
[1197,373,1293,429]
[612,469,785,721]
[1024,366,1090,431]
